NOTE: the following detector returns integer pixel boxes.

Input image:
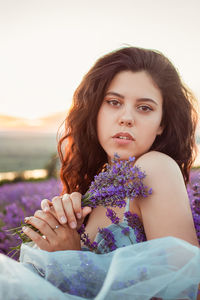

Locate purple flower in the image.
[77,224,98,251]
[121,227,130,236]
[0,178,62,259]
[98,227,117,252]
[106,208,120,224]
[78,154,150,251]
[187,176,200,245]
[124,211,147,243]
[82,154,151,209]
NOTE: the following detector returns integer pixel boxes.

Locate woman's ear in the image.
[157,125,164,136]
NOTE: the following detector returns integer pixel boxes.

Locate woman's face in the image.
[97,70,163,161]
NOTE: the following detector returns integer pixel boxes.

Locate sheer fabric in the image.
[0,199,200,299]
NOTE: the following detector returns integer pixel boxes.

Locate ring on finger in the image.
[54,225,60,230]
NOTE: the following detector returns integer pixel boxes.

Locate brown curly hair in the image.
[58,46,198,195]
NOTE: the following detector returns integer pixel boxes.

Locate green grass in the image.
[0,132,58,172]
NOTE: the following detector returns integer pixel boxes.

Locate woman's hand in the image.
[40,192,92,230]
[22,209,81,252]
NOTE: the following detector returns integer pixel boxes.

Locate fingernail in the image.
[44,206,49,212]
[60,216,67,224]
[24,217,30,223]
[76,213,81,219]
[70,221,77,229]
[62,194,69,201]
[22,226,27,232]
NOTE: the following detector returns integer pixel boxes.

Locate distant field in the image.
[1,131,200,173]
[0,132,58,172]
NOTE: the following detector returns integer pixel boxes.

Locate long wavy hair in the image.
[58,46,198,195]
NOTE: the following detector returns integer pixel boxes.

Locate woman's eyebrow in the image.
[105,91,124,98]
[105,91,158,105]
[136,98,158,106]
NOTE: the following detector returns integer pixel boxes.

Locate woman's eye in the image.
[138,105,152,112]
[106,99,121,107]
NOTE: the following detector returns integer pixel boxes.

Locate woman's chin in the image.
[108,151,137,162]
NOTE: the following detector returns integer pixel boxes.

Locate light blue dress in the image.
[0,199,200,299]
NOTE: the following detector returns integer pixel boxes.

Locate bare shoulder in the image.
[135,150,180,171]
[135,151,184,185]
[134,151,199,247]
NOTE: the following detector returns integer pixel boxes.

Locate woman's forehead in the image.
[106,70,163,104]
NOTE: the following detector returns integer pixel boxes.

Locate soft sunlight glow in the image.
[23,169,48,180]
[26,119,43,127]
[0,0,199,124]
[194,145,200,167]
[0,169,48,182]
[0,172,17,181]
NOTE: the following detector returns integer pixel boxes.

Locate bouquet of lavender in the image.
[82,154,151,208]
[78,154,152,252]
[8,154,151,256]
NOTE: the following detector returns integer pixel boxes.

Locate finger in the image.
[33,210,61,233]
[52,196,67,224]
[41,198,52,212]
[69,192,82,219]
[22,225,49,250]
[62,194,77,229]
[25,216,56,240]
[77,206,92,229]
[46,206,62,223]
[82,206,92,219]
[41,205,57,219]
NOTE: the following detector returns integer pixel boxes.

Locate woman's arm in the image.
[135,151,199,247]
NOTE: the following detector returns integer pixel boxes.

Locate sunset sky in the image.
[0,0,200,122]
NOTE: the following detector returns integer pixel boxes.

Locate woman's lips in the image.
[112,132,135,145]
[112,132,135,141]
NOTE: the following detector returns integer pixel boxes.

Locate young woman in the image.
[0,47,200,299]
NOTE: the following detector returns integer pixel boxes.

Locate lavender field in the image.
[0,171,200,259]
[0,178,62,258]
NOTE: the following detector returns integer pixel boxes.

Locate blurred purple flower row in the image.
[187,169,200,244]
[0,179,62,257]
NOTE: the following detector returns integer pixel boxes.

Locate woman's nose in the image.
[119,110,134,127]
[119,119,133,127]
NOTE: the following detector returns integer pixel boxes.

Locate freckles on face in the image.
[97,70,163,161]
